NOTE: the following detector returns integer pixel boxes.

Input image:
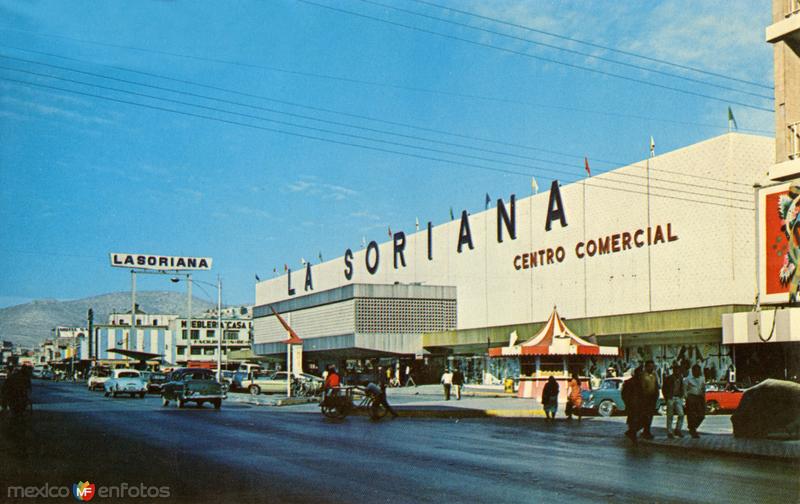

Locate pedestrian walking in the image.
[440,368,453,400]
[542,376,559,421]
[404,364,416,387]
[637,360,659,439]
[662,363,685,438]
[452,368,464,400]
[565,372,583,421]
[685,364,706,438]
[622,366,643,444]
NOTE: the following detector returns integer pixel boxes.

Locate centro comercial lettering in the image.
[514,223,679,270]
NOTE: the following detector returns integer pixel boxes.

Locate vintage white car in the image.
[103,369,148,398]
[87,367,111,391]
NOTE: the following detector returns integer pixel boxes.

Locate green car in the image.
[582,377,665,417]
[161,368,226,409]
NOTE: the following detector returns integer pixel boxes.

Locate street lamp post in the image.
[172,275,223,382]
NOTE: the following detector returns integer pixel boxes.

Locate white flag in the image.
[415,217,420,231]
[531,177,539,194]
[649,136,655,157]
[508,330,518,347]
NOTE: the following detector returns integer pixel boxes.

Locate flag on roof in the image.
[449,207,454,221]
[649,136,655,157]
[284,263,288,272]
[415,217,420,231]
[728,106,738,131]
[255,274,261,282]
[388,226,392,238]
[531,177,539,194]
[485,193,491,209]
[584,157,591,176]
[318,251,323,262]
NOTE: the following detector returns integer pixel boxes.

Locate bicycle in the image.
[319,386,388,421]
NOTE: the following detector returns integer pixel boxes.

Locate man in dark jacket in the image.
[622,366,643,444]
[638,360,659,440]
[661,363,685,438]
[452,368,464,400]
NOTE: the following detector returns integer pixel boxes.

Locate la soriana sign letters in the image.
[110,253,213,271]
[285,180,680,296]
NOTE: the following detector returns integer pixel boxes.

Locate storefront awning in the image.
[489,306,619,357]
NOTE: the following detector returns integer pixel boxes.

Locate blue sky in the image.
[0,0,774,308]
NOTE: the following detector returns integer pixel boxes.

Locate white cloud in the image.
[1,95,114,125]
[285,178,359,201]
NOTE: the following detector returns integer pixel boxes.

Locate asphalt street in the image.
[1,381,798,504]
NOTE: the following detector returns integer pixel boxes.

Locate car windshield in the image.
[599,380,620,390]
[92,368,111,377]
[118,372,139,378]
[151,373,166,380]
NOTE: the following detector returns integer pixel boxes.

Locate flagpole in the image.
[583,180,588,317]
[646,142,653,312]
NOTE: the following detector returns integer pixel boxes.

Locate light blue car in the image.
[103,369,148,398]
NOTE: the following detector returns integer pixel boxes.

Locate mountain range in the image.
[0,291,218,348]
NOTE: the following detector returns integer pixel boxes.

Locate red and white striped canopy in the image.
[489,306,618,357]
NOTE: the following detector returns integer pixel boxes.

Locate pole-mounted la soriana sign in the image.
[109,253,213,271]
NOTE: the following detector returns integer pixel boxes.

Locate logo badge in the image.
[73,482,95,502]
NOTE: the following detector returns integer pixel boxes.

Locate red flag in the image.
[270,306,302,344]
[584,157,591,176]
[388,226,392,238]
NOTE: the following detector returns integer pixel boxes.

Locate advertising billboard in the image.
[759,181,800,304]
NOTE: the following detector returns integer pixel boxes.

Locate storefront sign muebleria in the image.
[109,253,213,271]
[285,181,679,295]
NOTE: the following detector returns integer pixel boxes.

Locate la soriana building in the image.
[254,132,796,384]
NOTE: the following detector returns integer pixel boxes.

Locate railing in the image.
[786,0,800,17]
[789,121,800,160]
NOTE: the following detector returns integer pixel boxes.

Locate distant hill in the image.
[0,291,217,348]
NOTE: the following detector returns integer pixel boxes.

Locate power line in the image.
[0,54,753,195]
[356,0,772,101]
[0,63,752,202]
[0,77,754,212]
[0,40,774,139]
[296,0,773,113]
[1,44,762,188]
[409,0,773,91]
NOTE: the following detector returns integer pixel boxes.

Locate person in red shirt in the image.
[324,365,341,391]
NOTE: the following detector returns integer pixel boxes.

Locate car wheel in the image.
[196,401,204,408]
[104,391,110,397]
[249,385,261,396]
[706,400,720,415]
[178,398,185,409]
[213,399,221,410]
[139,392,145,399]
[597,400,616,417]
[161,396,169,407]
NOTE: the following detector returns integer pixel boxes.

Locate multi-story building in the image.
[722,0,800,381]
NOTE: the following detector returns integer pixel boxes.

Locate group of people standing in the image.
[623,360,706,443]
[541,373,583,421]
[440,368,464,400]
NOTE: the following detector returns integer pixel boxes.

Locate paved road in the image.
[1,382,798,503]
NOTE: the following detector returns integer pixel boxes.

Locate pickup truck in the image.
[161,368,226,409]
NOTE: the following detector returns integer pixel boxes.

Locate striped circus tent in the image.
[489,306,618,357]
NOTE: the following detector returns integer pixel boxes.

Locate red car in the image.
[705,382,745,414]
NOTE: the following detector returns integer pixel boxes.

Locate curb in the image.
[637,436,800,462]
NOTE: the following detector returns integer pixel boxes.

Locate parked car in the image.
[161,368,225,409]
[40,369,56,380]
[87,367,111,391]
[240,371,322,396]
[581,377,665,417]
[705,382,745,414]
[104,369,148,398]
